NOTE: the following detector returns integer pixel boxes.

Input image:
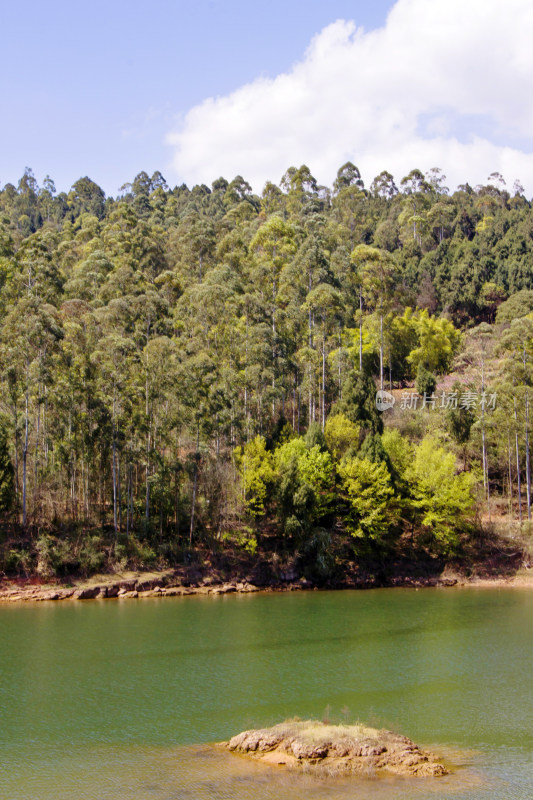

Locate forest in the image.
[0,163,532,582]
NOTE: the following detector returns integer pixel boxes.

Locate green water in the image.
[1,588,532,799]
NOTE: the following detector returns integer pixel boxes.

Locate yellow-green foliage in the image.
[298,445,335,516]
[382,428,414,478]
[228,528,258,555]
[390,308,460,376]
[338,457,397,540]
[355,315,381,359]
[408,436,475,547]
[324,413,360,461]
[275,437,335,517]
[274,437,307,471]
[406,309,461,374]
[234,436,275,517]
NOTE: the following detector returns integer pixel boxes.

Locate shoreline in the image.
[1,567,532,604]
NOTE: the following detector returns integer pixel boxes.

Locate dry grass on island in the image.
[225,719,448,778]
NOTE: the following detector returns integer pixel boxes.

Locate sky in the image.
[1,0,533,197]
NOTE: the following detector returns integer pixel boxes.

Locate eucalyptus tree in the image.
[0,419,14,513]
[331,162,367,248]
[351,244,396,389]
[132,289,172,526]
[261,182,285,216]
[92,330,136,534]
[50,299,100,521]
[303,283,343,428]
[223,175,256,210]
[498,318,533,521]
[0,297,63,526]
[280,165,319,219]
[68,177,106,220]
[177,351,226,546]
[11,229,64,304]
[427,196,455,244]
[249,215,297,415]
[140,335,178,534]
[64,250,113,302]
[370,170,398,199]
[399,169,432,247]
[91,296,138,533]
[14,167,41,233]
[467,323,495,519]
[102,202,167,280]
[39,176,57,223]
[276,232,335,415]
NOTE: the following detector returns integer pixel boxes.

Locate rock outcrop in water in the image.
[226,719,448,777]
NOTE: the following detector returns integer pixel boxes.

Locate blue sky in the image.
[0,0,392,195]
[2,0,533,197]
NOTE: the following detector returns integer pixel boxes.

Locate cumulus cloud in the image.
[166,0,533,194]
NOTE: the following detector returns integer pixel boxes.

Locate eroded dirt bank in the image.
[1,564,532,603]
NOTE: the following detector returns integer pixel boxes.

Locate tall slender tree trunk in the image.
[174,466,180,538]
[515,397,522,524]
[112,386,118,535]
[507,431,513,521]
[33,389,41,518]
[145,372,150,526]
[359,288,363,371]
[22,386,29,528]
[292,376,296,430]
[322,333,326,431]
[272,264,277,418]
[99,449,103,520]
[126,462,130,537]
[118,453,122,533]
[189,424,200,548]
[244,385,248,439]
[379,306,384,392]
[308,364,313,425]
[244,314,249,441]
[12,405,19,511]
[480,354,490,521]
[338,327,342,399]
[112,424,118,535]
[526,386,531,521]
[43,386,48,466]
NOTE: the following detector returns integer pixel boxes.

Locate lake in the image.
[1,587,532,799]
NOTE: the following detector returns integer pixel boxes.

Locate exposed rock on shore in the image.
[226,720,448,778]
[0,572,263,603]
[1,563,532,604]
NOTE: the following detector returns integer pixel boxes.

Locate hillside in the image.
[0,165,532,582]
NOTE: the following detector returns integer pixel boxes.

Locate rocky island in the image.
[225,719,448,778]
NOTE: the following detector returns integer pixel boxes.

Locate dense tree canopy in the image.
[0,164,531,579]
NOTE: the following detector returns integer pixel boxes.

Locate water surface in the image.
[1,588,532,799]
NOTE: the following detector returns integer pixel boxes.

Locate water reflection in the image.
[0,743,488,800]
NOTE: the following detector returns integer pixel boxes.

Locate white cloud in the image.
[166,0,533,195]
